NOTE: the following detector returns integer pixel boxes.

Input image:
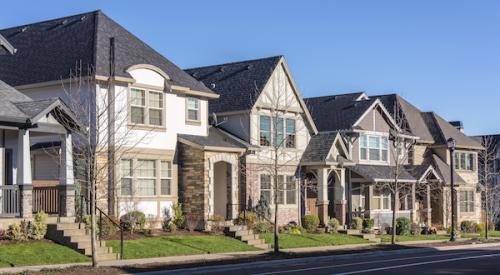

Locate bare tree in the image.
[478,136,499,239]
[55,61,154,266]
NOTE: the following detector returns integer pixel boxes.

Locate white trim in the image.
[352,99,401,132]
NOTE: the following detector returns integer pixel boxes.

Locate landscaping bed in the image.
[260,233,370,249]
[106,235,259,259]
[0,240,89,268]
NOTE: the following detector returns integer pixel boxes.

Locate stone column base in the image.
[19,185,33,218]
[59,185,76,217]
[317,200,329,226]
[335,202,346,225]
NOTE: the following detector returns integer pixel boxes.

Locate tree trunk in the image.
[391,181,398,245]
[273,149,279,254]
[485,185,489,240]
[90,178,98,267]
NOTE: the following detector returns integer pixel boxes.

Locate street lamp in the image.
[447,138,457,242]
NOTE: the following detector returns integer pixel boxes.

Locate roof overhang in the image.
[352,99,402,132]
[0,34,16,55]
[178,137,246,153]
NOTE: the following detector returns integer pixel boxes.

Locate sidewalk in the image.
[1,238,499,274]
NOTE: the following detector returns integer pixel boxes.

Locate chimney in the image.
[449,121,464,133]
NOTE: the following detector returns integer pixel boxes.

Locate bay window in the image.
[372,188,391,210]
[120,159,174,197]
[360,134,389,162]
[454,152,475,171]
[460,191,475,213]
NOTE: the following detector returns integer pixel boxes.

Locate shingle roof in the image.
[350,164,417,182]
[179,126,247,150]
[421,112,482,149]
[304,93,376,131]
[430,154,467,185]
[185,56,282,113]
[0,10,212,93]
[0,34,15,55]
[301,132,339,163]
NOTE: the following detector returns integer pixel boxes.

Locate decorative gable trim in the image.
[352,98,401,132]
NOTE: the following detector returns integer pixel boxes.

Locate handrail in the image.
[78,194,124,259]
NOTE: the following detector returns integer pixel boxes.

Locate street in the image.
[136,245,500,275]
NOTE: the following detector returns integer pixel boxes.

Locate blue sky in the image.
[2,1,499,135]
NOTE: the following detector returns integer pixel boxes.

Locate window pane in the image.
[369,136,380,148]
[286,176,296,204]
[187,98,199,121]
[260,175,271,189]
[188,110,198,121]
[149,109,162,126]
[372,197,381,210]
[149,92,163,108]
[361,135,368,148]
[361,148,368,160]
[131,88,145,106]
[381,150,388,162]
[276,175,285,204]
[260,116,271,146]
[161,161,172,178]
[466,154,474,170]
[121,159,132,177]
[460,153,466,170]
[137,179,155,196]
[131,107,145,124]
[261,191,271,205]
[188,98,199,109]
[276,118,284,146]
[369,149,380,161]
[137,160,155,177]
[161,179,171,195]
[381,137,388,150]
[121,178,132,196]
[286,119,296,148]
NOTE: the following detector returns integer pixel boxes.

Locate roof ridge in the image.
[305,92,366,101]
[0,10,100,32]
[185,55,283,71]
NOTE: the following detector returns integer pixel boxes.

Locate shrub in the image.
[475,223,485,234]
[6,223,27,241]
[172,203,186,229]
[185,215,201,232]
[396,217,411,235]
[287,226,303,235]
[460,220,476,233]
[255,196,271,221]
[253,222,273,234]
[328,218,340,233]
[302,215,320,233]
[29,211,48,240]
[350,217,363,230]
[238,211,257,227]
[362,218,374,230]
[120,211,146,233]
[211,214,225,234]
[410,223,421,236]
[98,217,118,238]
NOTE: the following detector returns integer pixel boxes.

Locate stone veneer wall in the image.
[243,162,300,225]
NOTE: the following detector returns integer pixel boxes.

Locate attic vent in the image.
[246,64,253,70]
[211,83,216,89]
[219,67,225,72]
[21,27,28,32]
[80,16,87,21]
[61,19,68,25]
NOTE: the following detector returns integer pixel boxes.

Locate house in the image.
[0,10,240,228]
[186,56,320,225]
[304,93,483,229]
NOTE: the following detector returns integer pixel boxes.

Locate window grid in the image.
[120,159,174,197]
[130,88,165,127]
[187,97,200,121]
[360,134,389,162]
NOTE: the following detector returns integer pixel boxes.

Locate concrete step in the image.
[254,243,271,250]
[235,230,255,237]
[62,228,87,237]
[96,252,120,261]
[56,223,86,230]
[74,240,107,250]
[238,234,258,241]
[338,229,361,235]
[83,246,112,256]
[227,225,248,232]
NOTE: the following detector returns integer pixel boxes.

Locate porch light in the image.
[447,138,456,150]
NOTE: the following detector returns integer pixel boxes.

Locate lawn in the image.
[0,241,89,268]
[461,231,500,239]
[260,233,370,249]
[379,234,449,243]
[107,235,258,259]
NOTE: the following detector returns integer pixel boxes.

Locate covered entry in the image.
[213,161,232,219]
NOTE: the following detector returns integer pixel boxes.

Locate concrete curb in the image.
[0,239,499,274]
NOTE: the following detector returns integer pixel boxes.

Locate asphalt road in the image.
[137,245,500,275]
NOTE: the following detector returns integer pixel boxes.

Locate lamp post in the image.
[447,138,457,242]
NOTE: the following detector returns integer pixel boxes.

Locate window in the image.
[360,134,389,162]
[160,161,172,195]
[285,119,296,148]
[276,118,284,147]
[130,88,164,126]
[186,97,200,121]
[285,176,297,204]
[260,174,272,204]
[121,159,133,196]
[136,160,156,196]
[260,116,271,146]
[454,152,475,171]
[460,191,475,213]
[372,188,391,210]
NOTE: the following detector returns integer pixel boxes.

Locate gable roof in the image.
[0,34,15,55]
[0,80,77,127]
[0,10,213,94]
[301,132,350,164]
[178,126,249,152]
[185,56,282,113]
[421,112,482,149]
[430,154,467,185]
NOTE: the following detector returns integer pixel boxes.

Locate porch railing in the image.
[0,185,20,217]
[32,186,61,214]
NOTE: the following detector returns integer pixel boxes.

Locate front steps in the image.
[47,222,120,261]
[225,225,271,250]
[338,229,381,243]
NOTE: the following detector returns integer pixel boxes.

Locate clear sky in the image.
[2,1,499,135]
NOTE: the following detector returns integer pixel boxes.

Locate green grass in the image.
[260,233,370,249]
[0,241,89,268]
[461,231,500,239]
[107,235,258,259]
[379,234,449,243]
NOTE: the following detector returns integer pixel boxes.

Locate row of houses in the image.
[0,10,487,230]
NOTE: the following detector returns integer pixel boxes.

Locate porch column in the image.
[425,184,432,226]
[60,132,75,217]
[334,168,347,225]
[409,183,417,223]
[316,168,329,225]
[364,184,373,218]
[17,129,33,218]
